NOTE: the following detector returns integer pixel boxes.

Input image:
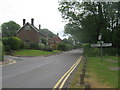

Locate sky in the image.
[0,0,68,39]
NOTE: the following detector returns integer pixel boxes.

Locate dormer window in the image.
[25,25,30,30]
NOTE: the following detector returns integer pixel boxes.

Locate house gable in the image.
[16,22,40,43]
[16,22,39,34]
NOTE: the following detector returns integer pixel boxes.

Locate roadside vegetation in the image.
[69,44,119,88]
[1,20,81,59]
[58,2,120,88]
[85,56,119,88]
[0,41,4,61]
[69,56,119,88]
[2,36,80,57]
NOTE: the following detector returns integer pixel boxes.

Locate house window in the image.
[25,40,30,42]
[25,25,30,30]
[24,40,30,45]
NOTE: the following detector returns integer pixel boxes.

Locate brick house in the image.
[16,18,62,48]
[16,19,46,45]
[48,33,62,48]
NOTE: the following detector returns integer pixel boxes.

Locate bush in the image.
[2,37,23,50]
[20,41,24,49]
[2,37,9,45]
[57,43,72,51]
[102,48,117,56]
[42,45,53,52]
[83,43,117,57]
[4,45,11,51]
[30,43,38,49]
[7,37,22,50]
[0,43,4,61]
[73,44,81,49]
[38,43,45,50]
[41,38,47,45]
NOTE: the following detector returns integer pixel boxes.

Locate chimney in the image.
[39,24,41,30]
[57,33,59,36]
[23,19,26,25]
[31,18,34,26]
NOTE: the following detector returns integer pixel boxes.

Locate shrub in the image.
[90,48,101,56]
[66,44,73,50]
[83,43,117,57]
[102,48,117,56]
[57,43,72,51]
[38,43,45,50]
[41,38,47,45]
[73,44,81,49]
[2,37,9,45]
[42,45,53,52]
[7,37,22,50]
[4,45,11,51]
[20,41,24,49]
[0,43,4,61]
[30,43,38,49]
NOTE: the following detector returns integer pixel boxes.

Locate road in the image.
[2,49,83,88]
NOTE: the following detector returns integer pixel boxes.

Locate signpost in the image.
[91,43,112,47]
[91,34,112,63]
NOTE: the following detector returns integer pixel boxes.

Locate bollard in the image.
[84,60,87,64]
[85,84,90,90]
[80,74,84,85]
[82,68,86,76]
[83,64,86,68]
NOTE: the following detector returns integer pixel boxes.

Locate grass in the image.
[69,56,119,88]
[86,56,119,88]
[14,49,60,56]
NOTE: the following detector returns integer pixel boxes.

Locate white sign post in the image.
[91,34,112,63]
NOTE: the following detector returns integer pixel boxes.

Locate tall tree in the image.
[2,21,21,37]
[58,1,120,47]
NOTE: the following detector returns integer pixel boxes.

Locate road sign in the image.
[91,43,112,47]
[98,33,102,40]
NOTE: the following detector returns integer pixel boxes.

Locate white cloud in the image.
[0,0,68,39]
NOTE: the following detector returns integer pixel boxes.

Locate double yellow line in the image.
[53,56,82,90]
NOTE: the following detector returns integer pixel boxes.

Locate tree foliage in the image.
[2,37,23,50]
[58,2,120,47]
[2,21,21,37]
[40,29,56,38]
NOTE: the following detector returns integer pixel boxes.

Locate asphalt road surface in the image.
[2,49,83,88]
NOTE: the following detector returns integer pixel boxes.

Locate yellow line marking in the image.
[59,56,82,89]
[52,59,79,90]
[52,56,82,90]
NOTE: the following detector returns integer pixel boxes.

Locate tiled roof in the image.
[16,22,46,37]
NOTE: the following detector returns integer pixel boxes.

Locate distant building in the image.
[16,18,62,48]
[48,33,62,48]
[16,18,46,45]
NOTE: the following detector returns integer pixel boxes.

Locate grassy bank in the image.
[69,56,119,88]
[86,56,119,88]
[14,49,60,56]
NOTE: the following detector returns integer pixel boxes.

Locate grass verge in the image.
[69,58,84,88]
[14,49,60,56]
[69,56,119,88]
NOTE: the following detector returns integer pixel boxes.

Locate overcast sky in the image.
[0,0,68,39]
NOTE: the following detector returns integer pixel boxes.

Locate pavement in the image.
[2,49,83,88]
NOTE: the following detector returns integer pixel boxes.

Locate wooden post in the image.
[82,68,86,76]
[80,74,84,85]
[83,64,86,70]
[85,84,90,90]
